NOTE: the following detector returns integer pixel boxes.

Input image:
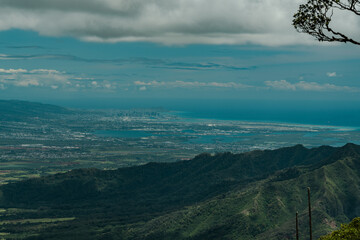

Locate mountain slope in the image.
[115,144,360,240]
[0,144,359,239]
[0,99,72,121]
[0,145,337,212]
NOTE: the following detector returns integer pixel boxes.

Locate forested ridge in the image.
[0,143,359,239]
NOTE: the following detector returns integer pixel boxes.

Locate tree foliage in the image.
[293,0,360,45]
[319,217,360,239]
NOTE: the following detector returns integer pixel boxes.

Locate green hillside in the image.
[120,146,359,240]
[0,144,359,239]
[0,99,72,121]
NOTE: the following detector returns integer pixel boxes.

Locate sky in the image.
[0,0,360,112]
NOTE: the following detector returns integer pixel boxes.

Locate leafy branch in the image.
[293,0,360,45]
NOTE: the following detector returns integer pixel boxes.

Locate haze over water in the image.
[46,98,360,128]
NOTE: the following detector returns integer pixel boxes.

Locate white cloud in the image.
[0,54,12,60]
[139,86,147,91]
[0,67,84,89]
[264,80,296,91]
[0,68,27,74]
[0,68,121,91]
[265,80,358,92]
[134,80,250,89]
[134,80,164,86]
[327,72,337,77]
[30,69,61,74]
[14,79,40,87]
[104,83,112,89]
[73,77,95,80]
[0,0,342,46]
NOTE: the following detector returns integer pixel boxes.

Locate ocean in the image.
[51,98,360,128]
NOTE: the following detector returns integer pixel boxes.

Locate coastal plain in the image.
[1,100,360,184]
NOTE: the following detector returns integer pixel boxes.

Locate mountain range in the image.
[0,99,72,121]
[0,143,359,239]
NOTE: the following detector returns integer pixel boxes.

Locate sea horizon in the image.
[35,98,360,129]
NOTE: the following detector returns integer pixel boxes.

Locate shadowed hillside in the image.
[0,144,359,239]
[0,100,72,121]
[124,144,359,240]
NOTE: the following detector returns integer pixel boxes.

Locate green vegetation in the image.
[319,217,360,240]
[0,217,75,225]
[1,100,360,239]
[0,143,358,239]
[0,99,72,121]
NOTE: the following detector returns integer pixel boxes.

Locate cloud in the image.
[265,80,358,92]
[104,83,112,89]
[264,79,296,91]
[327,72,337,77]
[30,69,61,74]
[134,80,162,86]
[0,67,116,90]
[0,68,68,88]
[0,68,27,74]
[134,80,250,89]
[0,0,342,46]
[14,79,40,87]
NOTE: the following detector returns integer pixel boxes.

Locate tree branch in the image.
[293,0,360,45]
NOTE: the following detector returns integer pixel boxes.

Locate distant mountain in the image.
[0,144,359,239]
[0,99,72,121]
